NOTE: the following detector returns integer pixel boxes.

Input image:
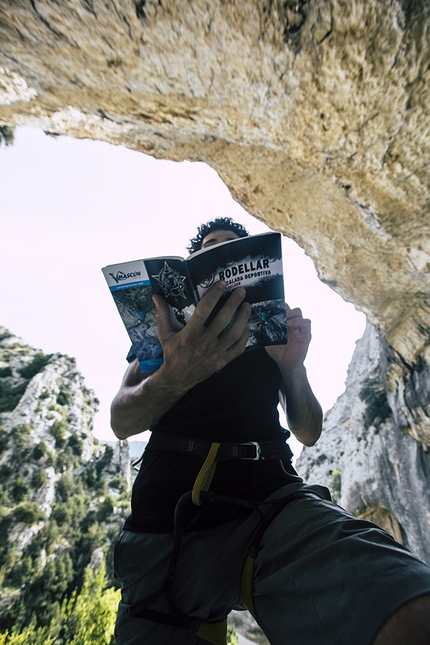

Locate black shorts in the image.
[115,483,430,644]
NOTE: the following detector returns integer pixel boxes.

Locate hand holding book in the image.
[102,232,287,372]
[153,280,251,389]
[265,305,311,374]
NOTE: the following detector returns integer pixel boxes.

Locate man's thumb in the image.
[153,295,175,343]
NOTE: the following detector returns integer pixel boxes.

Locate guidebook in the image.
[102,232,287,372]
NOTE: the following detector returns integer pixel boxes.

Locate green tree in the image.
[32,441,48,460]
[227,623,238,645]
[11,478,29,503]
[57,390,72,406]
[50,420,67,449]
[19,353,52,379]
[31,468,49,489]
[12,502,45,525]
[0,426,9,453]
[0,485,8,509]
[0,561,119,644]
[10,424,32,450]
[0,624,54,645]
[68,435,83,457]
[0,381,28,413]
[7,555,33,588]
[0,126,15,148]
[61,561,119,645]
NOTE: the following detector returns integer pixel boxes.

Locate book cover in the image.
[102,260,164,372]
[186,232,286,349]
[102,232,287,372]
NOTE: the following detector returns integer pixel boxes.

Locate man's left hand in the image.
[265,304,311,372]
[265,304,322,447]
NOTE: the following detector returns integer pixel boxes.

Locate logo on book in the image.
[152,262,188,301]
[109,270,141,284]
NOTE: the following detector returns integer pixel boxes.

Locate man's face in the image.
[201,229,240,250]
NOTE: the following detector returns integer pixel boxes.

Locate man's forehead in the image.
[202,229,239,245]
[203,228,238,239]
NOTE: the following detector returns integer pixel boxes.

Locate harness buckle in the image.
[241,441,261,460]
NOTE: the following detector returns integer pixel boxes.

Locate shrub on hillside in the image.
[12,502,45,525]
[18,354,52,380]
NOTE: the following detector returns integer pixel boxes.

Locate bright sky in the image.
[0,127,366,456]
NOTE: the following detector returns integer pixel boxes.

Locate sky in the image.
[0,127,366,456]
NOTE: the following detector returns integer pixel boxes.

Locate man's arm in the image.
[110,281,251,440]
[265,305,323,447]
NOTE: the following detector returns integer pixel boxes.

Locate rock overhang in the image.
[0,0,429,441]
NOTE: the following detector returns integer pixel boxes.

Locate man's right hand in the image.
[110,281,250,439]
[153,280,251,393]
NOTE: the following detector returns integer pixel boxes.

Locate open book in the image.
[102,231,287,372]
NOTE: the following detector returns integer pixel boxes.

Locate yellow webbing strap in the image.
[240,555,258,621]
[191,442,220,506]
[196,617,228,645]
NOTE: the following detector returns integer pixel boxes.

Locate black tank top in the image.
[124,349,299,533]
[150,349,286,442]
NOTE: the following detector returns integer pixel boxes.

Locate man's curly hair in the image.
[187,217,249,254]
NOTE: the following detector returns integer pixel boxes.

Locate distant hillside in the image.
[102,440,147,462]
[0,327,130,633]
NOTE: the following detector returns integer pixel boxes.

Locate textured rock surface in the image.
[0,327,130,628]
[297,323,430,563]
[0,0,429,637]
[0,1,428,437]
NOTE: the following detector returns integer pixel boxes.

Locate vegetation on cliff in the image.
[0,327,239,644]
[0,561,119,645]
[0,329,129,635]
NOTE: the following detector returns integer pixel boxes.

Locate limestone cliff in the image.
[0,1,428,433]
[0,0,429,634]
[297,323,430,563]
[0,327,129,631]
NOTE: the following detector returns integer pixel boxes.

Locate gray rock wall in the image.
[0,4,428,446]
[0,327,130,628]
[0,0,429,604]
[297,323,430,563]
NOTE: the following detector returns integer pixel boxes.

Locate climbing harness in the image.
[191,441,220,506]
[145,430,294,463]
[119,435,312,645]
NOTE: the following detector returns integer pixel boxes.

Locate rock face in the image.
[0,327,130,630]
[297,323,430,563]
[0,1,428,422]
[0,0,429,633]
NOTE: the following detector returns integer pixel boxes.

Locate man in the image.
[112,218,430,645]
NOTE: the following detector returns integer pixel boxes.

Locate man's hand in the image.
[265,305,311,372]
[265,303,322,447]
[154,280,251,394]
[110,281,250,439]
